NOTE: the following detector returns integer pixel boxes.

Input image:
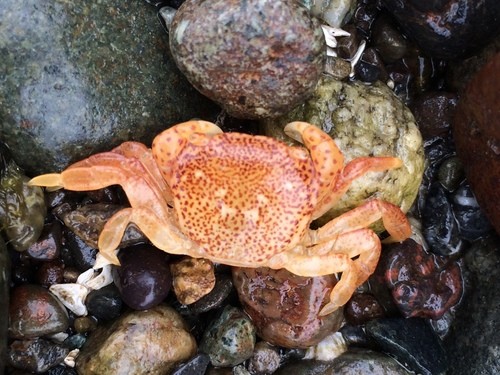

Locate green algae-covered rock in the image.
[261,76,424,227]
[0,0,219,175]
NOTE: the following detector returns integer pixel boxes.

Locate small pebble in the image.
[437,156,464,192]
[8,284,69,339]
[73,316,98,334]
[187,273,234,314]
[113,244,171,310]
[8,338,69,373]
[36,259,65,287]
[247,341,281,374]
[86,284,123,321]
[172,353,211,375]
[200,305,256,367]
[26,222,62,261]
[63,229,98,272]
[344,293,385,325]
[171,257,216,305]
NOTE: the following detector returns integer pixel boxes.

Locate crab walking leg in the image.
[312,156,403,220]
[284,121,343,204]
[268,244,360,316]
[313,199,411,244]
[98,207,199,265]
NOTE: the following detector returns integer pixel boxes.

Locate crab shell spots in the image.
[169,133,319,263]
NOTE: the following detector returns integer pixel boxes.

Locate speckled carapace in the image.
[30,120,411,315]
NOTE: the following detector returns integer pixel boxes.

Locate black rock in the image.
[86,284,123,321]
[171,353,210,375]
[8,338,69,373]
[366,318,448,375]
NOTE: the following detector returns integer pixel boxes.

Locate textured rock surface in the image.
[76,305,197,375]
[0,238,9,375]
[0,0,219,175]
[262,76,424,228]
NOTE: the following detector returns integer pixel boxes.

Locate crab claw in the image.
[28,173,65,191]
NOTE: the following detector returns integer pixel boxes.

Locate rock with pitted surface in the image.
[452,52,500,234]
[76,305,197,375]
[233,267,343,349]
[169,0,325,119]
[0,0,219,175]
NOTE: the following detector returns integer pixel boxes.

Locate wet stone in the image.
[8,338,69,373]
[73,316,97,334]
[113,244,171,310]
[366,318,448,375]
[0,237,10,375]
[233,267,343,349]
[26,222,62,261]
[85,284,123,322]
[247,341,281,374]
[187,273,234,315]
[36,259,65,287]
[0,0,219,175]
[200,305,256,367]
[171,257,216,305]
[381,239,463,320]
[76,305,197,375]
[63,229,97,272]
[436,156,464,192]
[8,284,69,339]
[171,353,211,375]
[63,333,87,350]
[344,293,385,325]
[372,14,410,63]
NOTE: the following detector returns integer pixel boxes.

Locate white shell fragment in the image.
[77,264,113,291]
[50,283,89,316]
[64,349,80,368]
[304,332,348,361]
[321,25,351,56]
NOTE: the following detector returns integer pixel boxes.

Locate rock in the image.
[436,156,464,192]
[452,52,500,233]
[199,305,256,367]
[85,284,123,322]
[0,0,219,175]
[113,244,171,310]
[366,318,448,375]
[344,293,385,325]
[8,284,69,339]
[275,349,411,375]
[372,14,410,63]
[186,274,234,315]
[261,76,424,229]
[36,260,65,287]
[63,229,98,272]
[300,0,357,28]
[0,237,10,375]
[26,222,63,261]
[0,144,47,252]
[169,0,325,119]
[445,235,500,374]
[76,305,197,375]
[171,353,210,375]
[381,0,500,60]
[7,338,69,373]
[247,341,281,375]
[381,239,463,319]
[233,267,343,349]
[170,258,216,305]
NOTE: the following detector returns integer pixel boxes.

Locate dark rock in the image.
[445,235,500,374]
[63,229,98,272]
[453,52,500,233]
[233,267,342,349]
[436,156,464,192]
[169,0,325,119]
[366,318,448,375]
[36,259,65,287]
[344,293,385,325]
[0,237,10,375]
[422,181,465,256]
[382,0,500,59]
[187,274,234,314]
[86,284,123,322]
[199,305,256,367]
[113,244,171,310]
[26,222,63,261]
[172,353,211,375]
[7,338,69,373]
[0,0,219,175]
[8,284,69,339]
[372,14,410,63]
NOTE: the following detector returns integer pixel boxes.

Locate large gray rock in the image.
[0,0,219,175]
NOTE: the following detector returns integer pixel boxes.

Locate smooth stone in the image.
[113,244,171,310]
[187,274,234,315]
[171,353,210,375]
[0,0,219,175]
[85,284,123,322]
[36,259,65,287]
[7,338,69,373]
[63,229,98,272]
[445,235,500,374]
[8,284,69,339]
[365,318,448,375]
[76,305,197,375]
[436,156,464,192]
[26,222,62,261]
[233,267,343,349]
[452,52,500,233]
[247,341,281,374]
[200,305,256,367]
[261,76,424,231]
[372,14,410,63]
[0,237,10,375]
[381,0,500,59]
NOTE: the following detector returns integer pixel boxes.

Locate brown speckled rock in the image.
[169,0,326,119]
[233,267,343,349]
[453,53,500,233]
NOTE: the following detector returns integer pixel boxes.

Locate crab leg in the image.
[312,156,403,219]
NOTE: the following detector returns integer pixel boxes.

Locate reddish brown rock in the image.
[233,267,343,349]
[453,53,500,233]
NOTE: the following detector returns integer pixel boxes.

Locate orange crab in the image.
[30,120,411,315]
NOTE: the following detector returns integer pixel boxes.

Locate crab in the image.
[30,120,411,315]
